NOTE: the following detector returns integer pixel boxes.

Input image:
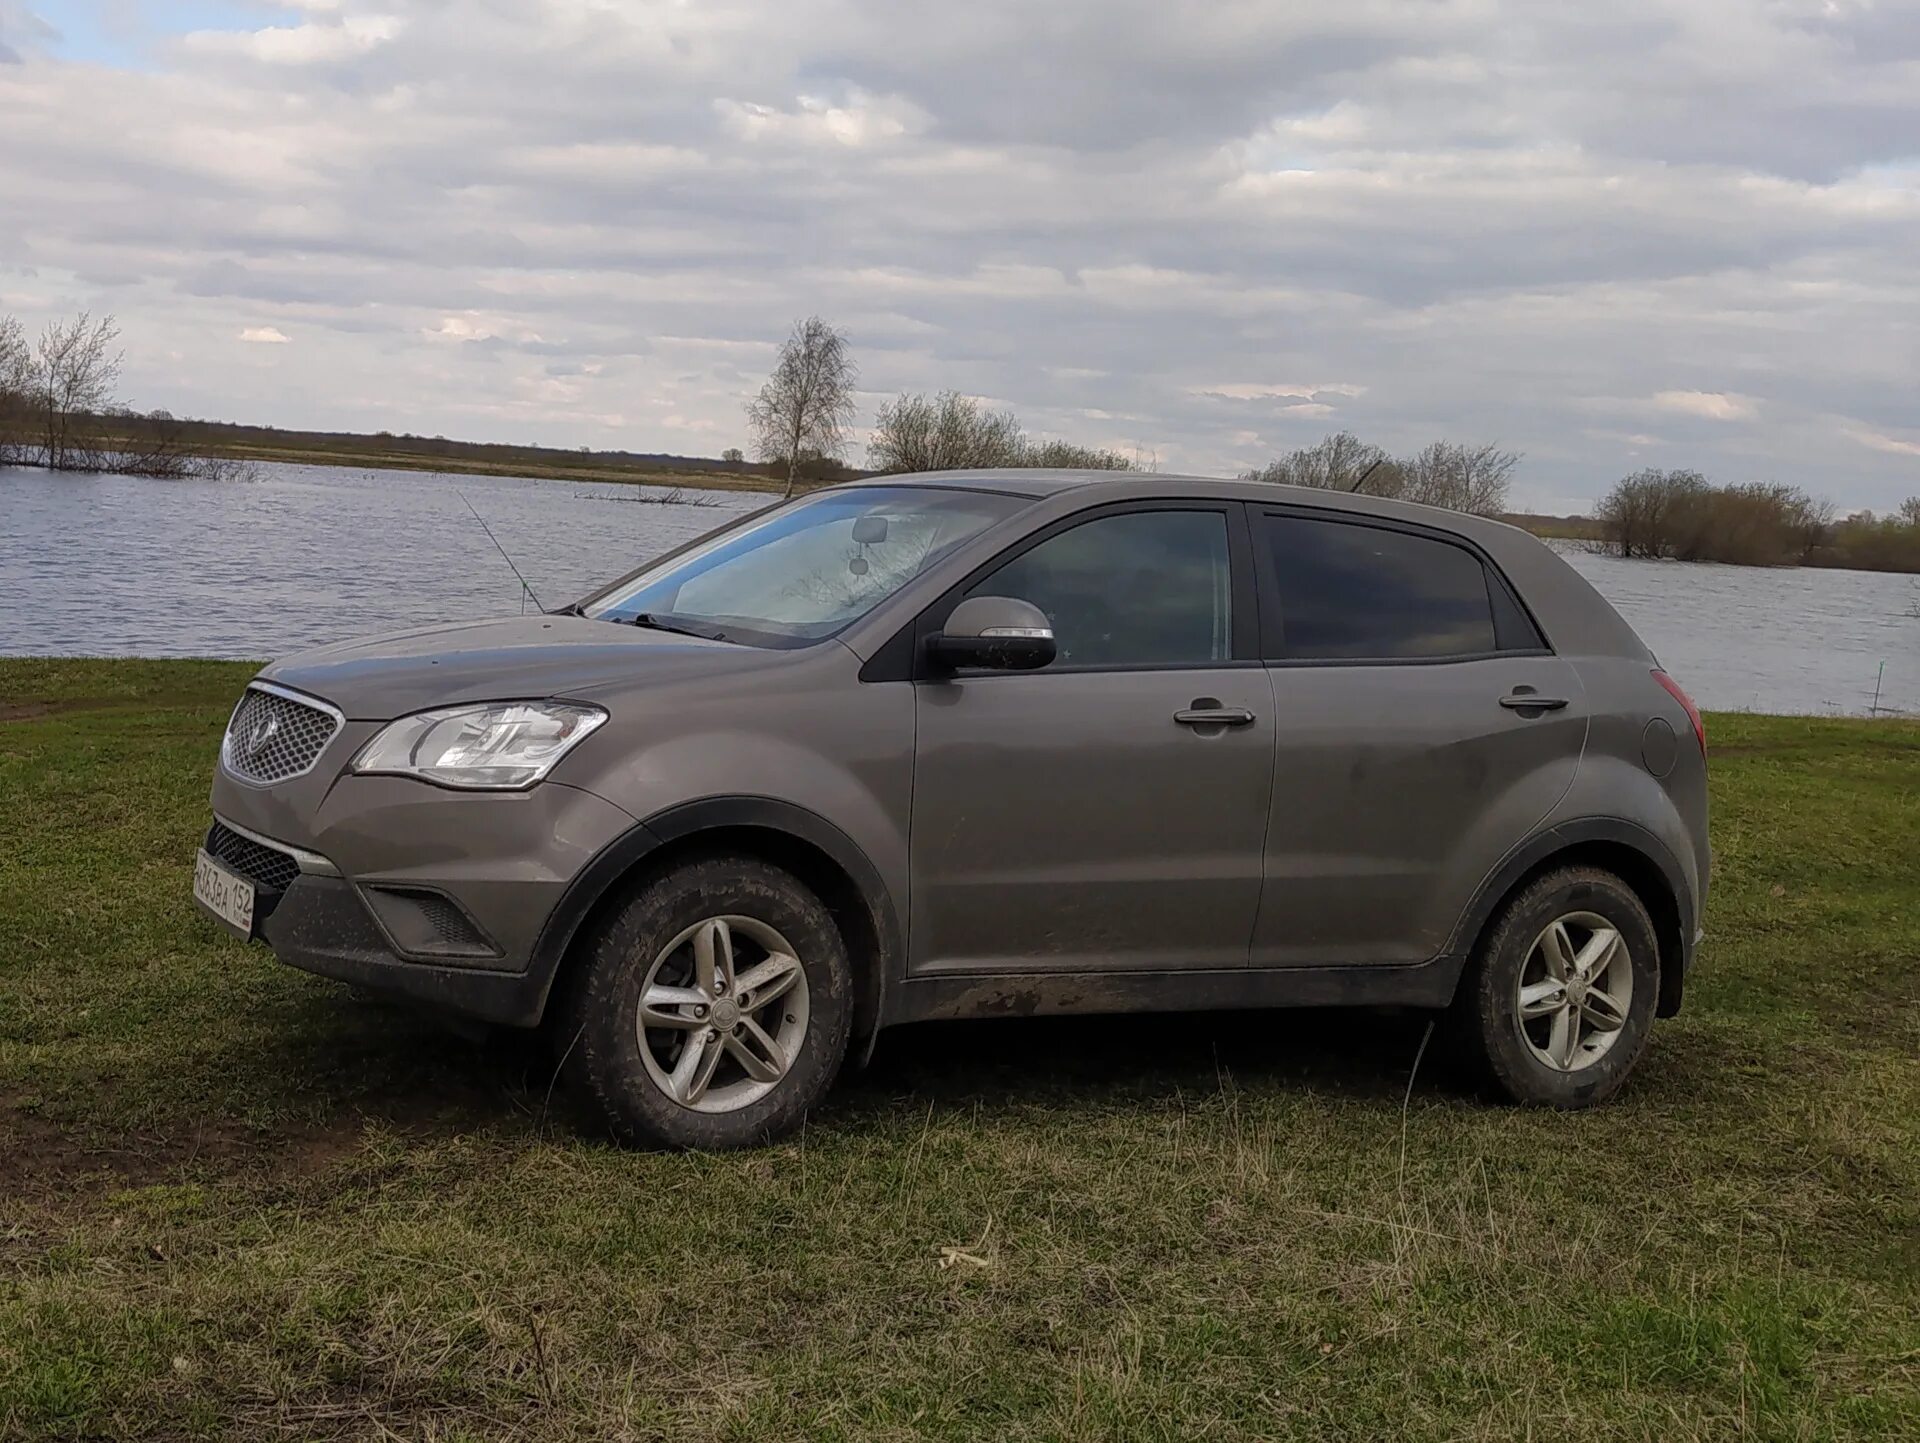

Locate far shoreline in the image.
[12,437,1915,574]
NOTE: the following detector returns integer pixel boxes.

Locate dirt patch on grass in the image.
[0,1096,369,1200]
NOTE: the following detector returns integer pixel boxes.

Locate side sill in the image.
[882,956,1467,1028]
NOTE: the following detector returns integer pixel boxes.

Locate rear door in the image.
[909,502,1275,974]
[1249,508,1588,967]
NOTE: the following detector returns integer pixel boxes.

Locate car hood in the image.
[259,614,765,720]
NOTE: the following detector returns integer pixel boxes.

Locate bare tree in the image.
[720,446,744,465]
[746,316,856,498]
[1401,441,1518,517]
[869,391,1139,474]
[1245,431,1405,496]
[868,390,1025,473]
[1781,486,1835,561]
[0,314,31,467]
[1023,438,1135,470]
[1595,468,1695,558]
[112,408,198,478]
[34,312,122,470]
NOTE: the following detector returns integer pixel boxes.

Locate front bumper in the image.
[205,763,645,1026]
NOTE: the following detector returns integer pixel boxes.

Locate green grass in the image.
[2,660,1916,1441]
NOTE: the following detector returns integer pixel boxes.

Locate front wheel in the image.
[564,855,853,1149]
[1452,866,1660,1108]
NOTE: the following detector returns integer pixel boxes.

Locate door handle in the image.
[1500,693,1569,712]
[1175,704,1256,727]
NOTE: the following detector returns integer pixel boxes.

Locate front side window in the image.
[583,486,1025,648]
[968,509,1233,668]
[1262,514,1509,660]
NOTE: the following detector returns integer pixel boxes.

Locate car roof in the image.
[855,468,1507,527]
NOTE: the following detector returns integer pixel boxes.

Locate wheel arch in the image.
[1449,819,1694,1018]
[528,797,900,1052]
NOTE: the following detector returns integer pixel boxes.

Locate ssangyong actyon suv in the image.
[197,471,1710,1149]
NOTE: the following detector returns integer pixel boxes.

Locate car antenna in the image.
[456,489,545,614]
[1347,459,1384,494]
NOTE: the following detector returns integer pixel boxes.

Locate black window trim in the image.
[861,498,1261,682]
[1251,504,1554,668]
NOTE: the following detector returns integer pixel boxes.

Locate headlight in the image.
[352,701,607,789]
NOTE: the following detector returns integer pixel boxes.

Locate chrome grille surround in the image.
[221,682,343,786]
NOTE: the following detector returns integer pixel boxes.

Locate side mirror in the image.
[928,596,1056,672]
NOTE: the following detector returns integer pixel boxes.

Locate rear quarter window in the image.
[1262,513,1543,661]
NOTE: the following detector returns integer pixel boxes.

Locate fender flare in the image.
[1447,816,1696,1011]
[527,796,903,1051]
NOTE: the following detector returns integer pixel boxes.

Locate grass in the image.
[1,659,1916,1441]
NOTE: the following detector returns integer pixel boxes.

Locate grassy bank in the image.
[41,431,793,494]
[1,659,1916,1441]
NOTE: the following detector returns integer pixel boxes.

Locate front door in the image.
[909,505,1275,974]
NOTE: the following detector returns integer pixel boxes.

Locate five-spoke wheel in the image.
[1515,910,1633,1072]
[638,916,811,1112]
[565,855,852,1149]
[1453,865,1659,1108]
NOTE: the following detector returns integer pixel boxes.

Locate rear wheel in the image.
[565,855,853,1148]
[1452,866,1660,1108]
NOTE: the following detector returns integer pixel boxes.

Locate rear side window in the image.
[1262,514,1539,661]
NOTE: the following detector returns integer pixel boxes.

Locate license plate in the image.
[193,849,256,938]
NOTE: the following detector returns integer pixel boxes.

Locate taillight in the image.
[1652,670,1705,753]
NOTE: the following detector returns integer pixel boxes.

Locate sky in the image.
[1,1,1916,513]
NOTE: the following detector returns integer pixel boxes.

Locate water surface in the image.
[3,463,1914,716]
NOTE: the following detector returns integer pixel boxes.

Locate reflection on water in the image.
[3,463,1915,716]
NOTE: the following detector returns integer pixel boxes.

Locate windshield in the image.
[581,486,1028,647]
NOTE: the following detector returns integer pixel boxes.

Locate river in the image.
[3,462,1914,716]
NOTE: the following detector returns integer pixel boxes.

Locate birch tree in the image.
[746,317,856,498]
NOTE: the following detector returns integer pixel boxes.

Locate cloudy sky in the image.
[2,0,1916,511]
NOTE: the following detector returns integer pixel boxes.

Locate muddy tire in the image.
[564,854,852,1149]
[1451,866,1660,1109]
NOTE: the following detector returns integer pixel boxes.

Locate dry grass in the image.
[1,661,1915,1440]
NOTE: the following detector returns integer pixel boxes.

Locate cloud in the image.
[1847,427,1920,459]
[1191,383,1367,402]
[0,0,55,63]
[714,90,928,148]
[1649,390,1760,421]
[182,15,403,66]
[239,326,290,344]
[427,314,543,345]
[0,0,1915,509]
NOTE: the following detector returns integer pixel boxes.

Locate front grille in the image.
[222,685,340,784]
[205,821,301,892]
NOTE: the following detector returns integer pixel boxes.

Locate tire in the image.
[563,854,853,1149]
[1451,866,1660,1109]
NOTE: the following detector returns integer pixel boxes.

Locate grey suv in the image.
[197,471,1709,1148]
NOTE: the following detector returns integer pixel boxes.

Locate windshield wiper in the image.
[625,611,732,643]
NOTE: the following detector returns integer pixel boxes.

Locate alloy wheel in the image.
[1514,910,1633,1072]
[636,915,810,1113]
